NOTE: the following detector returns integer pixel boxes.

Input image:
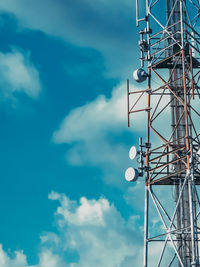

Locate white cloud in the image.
[36,249,68,267]
[0,0,137,78]
[0,190,176,267]
[48,191,110,227]
[0,245,27,267]
[53,84,126,144]
[0,49,41,99]
[0,246,69,267]
[0,192,143,267]
[53,83,146,184]
[46,192,143,267]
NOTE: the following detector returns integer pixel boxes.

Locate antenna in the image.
[127,0,200,266]
[125,137,145,181]
[125,167,139,182]
[133,69,148,83]
[136,0,138,27]
[129,146,137,160]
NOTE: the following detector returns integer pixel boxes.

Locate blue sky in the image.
[0,1,148,266]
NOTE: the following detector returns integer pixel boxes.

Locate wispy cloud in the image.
[0,0,137,77]
[0,48,41,99]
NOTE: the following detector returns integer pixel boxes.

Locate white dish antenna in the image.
[129,146,137,160]
[125,167,139,182]
[133,68,148,83]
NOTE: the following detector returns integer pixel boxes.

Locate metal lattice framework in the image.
[127,0,200,266]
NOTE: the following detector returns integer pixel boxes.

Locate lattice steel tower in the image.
[126,0,200,266]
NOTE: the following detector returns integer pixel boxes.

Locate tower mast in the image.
[126,0,200,265]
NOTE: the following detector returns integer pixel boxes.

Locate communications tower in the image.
[126,0,200,266]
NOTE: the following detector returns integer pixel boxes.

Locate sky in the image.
[0,1,151,266]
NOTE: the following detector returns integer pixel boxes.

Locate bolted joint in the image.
[144,27,152,34]
[145,142,151,149]
[139,40,149,52]
[144,166,150,172]
[139,172,144,177]
[145,55,152,61]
